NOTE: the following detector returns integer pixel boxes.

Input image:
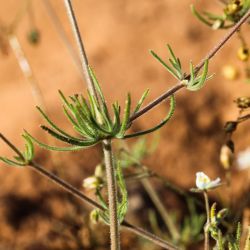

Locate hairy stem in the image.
[203,191,210,250]
[130,10,250,123]
[103,139,120,250]
[63,1,120,249]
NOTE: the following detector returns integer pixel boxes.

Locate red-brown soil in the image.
[0,1,249,249]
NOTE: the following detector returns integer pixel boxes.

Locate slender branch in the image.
[203,191,210,250]
[141,178,180,242]
[63,1,120,249]
[130,10,250,123]
[0,133,177,249]
[238,113,250,123]
[122,220,178,250]
[0,133,24,161]
[42,0,84,79]
[30,161,103,209]
[28,161,177,250]
[63,0,96,96]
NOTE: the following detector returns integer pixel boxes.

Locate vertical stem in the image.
[103,139,120,250]
[63,1,120,249]
[203,191,210,250]
[63,0,97,96]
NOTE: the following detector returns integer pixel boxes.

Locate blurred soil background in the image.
[0,0,249,249]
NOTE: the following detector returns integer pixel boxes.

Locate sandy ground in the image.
[0,0,249,249]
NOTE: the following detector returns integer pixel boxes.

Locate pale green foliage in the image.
[25,67,176,151]
[0,134,34,167]
[150,45,210,91]
[93,161,128,224]
[180,199,206,246]
[191,0,250,29]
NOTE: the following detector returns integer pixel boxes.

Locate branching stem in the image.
[130,10,250,123]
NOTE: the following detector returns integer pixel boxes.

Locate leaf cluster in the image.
[92,161,128,225]
[0,134,34,167]
[25,67,176,151]
[191,0,250,30]
[150,45,210,91]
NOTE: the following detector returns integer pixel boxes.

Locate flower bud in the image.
[217,208,228,220]
[224,1,242,15]
[237,47,249,62]
[210,203,217,225]
[235,97,250,109]
[212,20,224,30]
[220,143,234,170]
[83,176,103,190]
[94,164,105,178]
[90,209,99,224]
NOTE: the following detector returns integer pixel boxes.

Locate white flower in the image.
[237,147,250,170]
[195,172,221,190]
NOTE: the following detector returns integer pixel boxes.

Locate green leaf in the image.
[133,89,149,114]
[150,50,181,80]
[191,5,213,27]
[117,161,128,223]
[25,131,93,151]
[36,106,82,141]
[187,60,209,91]
[116,94,131,138]
[124,95,175,138]
[0,156,26,167]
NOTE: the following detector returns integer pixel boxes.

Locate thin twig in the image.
[29,162,178,250]
[130,10,250,123]
[141,178,180,242]
[0,133,177,249]
[203,191,210,250]
[42,0,84,79]
[63,0,96,96]
[0,134,24,161]
[62,1,120,249]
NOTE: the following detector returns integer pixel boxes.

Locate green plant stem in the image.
[129,10,250,123]
[62,1,120,249]
[141,178,180,242]
[203,191,210,250]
